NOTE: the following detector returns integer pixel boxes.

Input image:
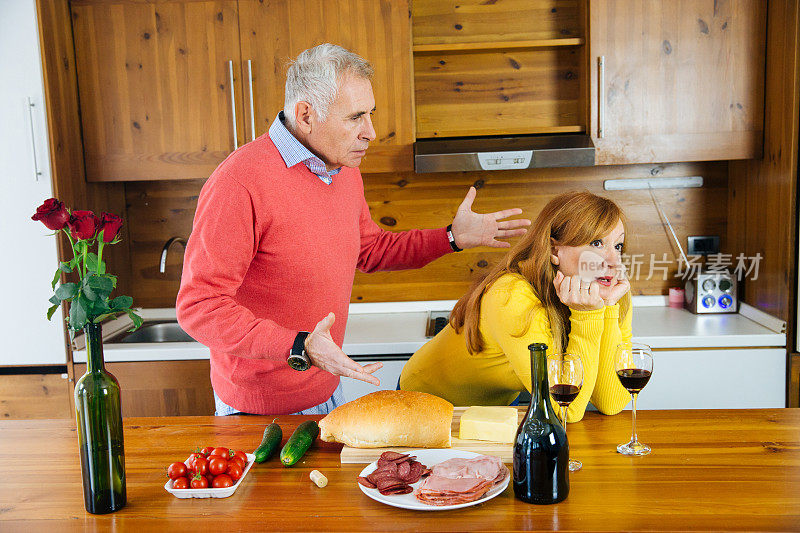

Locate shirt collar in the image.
[268,111,341,184]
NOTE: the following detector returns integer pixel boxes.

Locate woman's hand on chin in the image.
[553,271,605,312]
[603,277,630,306]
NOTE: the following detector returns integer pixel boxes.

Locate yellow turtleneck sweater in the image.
[399,273,632,422]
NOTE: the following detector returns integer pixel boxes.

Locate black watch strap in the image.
[446,224,462,252]
[288,331,311,371]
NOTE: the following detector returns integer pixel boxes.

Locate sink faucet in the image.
[159,236,187,274]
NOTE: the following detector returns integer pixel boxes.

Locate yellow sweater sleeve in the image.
[585,303,633,416]
[561,307,607,422]
[482,276,605,413]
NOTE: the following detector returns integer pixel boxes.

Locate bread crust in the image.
[319,390,454,448]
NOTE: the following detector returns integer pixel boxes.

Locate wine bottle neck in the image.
[529,347,549,410]
[84,322,105,372]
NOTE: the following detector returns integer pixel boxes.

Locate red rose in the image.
[31,198,69,231]
[98,212,123,243]
[67,210,99,240]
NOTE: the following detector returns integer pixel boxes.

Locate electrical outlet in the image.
[687,235,720,256]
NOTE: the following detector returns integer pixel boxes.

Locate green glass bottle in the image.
[74,322,126,514]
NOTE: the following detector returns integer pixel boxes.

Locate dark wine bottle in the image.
[513,343,569,504]
[74,322,126,514]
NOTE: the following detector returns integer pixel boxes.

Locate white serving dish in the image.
[358,449,510,511]
[164,453,255,498]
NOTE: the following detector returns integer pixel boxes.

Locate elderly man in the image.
[177,44,530,416]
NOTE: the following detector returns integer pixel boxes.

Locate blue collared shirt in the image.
[268,111,341,184]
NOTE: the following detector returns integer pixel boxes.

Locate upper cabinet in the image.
[588,0,766,164]
[70,0,412,181]
[412,0,588,138]
[237,0,414,173]
[71,0,245,181]
[69,0,769,178]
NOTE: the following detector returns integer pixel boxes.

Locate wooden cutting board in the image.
[339,407,524,464]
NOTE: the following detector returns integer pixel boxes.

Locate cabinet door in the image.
[632,348,785,410]
[238,0,414,173]
[588,0,765,164]
[1,0,67,365]
[71,0,245,181]
[73,360,215,417]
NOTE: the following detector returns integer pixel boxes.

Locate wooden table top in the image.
[2,408,800,531]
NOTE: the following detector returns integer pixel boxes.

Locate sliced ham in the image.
[414,455,508,506]
[430,455,504,482]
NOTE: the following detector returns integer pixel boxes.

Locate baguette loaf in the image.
[319,390,454,448]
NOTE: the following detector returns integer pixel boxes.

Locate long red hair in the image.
[450,190,630,354]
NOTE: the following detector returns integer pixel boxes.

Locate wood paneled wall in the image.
[125,161,727,307]
[728,0,799,324]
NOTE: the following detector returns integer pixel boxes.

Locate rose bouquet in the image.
[32,198,142,333]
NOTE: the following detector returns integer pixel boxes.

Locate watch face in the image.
[288,354,311,371]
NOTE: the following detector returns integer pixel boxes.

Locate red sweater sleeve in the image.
[357,194,453,273]
[176,174,297,361]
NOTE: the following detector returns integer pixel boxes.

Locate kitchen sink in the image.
[108,321,195,343]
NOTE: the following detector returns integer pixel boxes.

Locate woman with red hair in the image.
[400,191,632,422]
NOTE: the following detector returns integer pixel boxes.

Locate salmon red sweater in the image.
[176,134,452,414]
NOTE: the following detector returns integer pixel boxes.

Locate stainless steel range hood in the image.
[414,134,595,173]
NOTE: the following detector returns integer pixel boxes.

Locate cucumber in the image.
[280,420,319,467]
[253,419,282,463]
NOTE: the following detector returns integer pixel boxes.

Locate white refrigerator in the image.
[0,0,67,365]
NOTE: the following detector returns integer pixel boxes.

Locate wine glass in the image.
[547,352,584,472]
[614,342,654,456]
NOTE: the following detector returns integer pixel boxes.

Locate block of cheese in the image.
[458,406,519,443]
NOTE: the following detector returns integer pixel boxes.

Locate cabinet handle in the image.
[247,59,256,142]
[27,97,43,181]
[597,56,605,139]
[228,60,239,150]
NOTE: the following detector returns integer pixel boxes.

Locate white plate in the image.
[357,449,510,511]
[164,453,255,498]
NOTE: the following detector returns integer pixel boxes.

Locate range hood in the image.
[414,134,595,173]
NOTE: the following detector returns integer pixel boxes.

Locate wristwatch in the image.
[288,331,311,371]
[446,224,462,252]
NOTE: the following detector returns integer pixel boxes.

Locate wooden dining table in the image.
[1,408,799,531]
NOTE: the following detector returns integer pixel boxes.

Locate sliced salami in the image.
[357,476,376,489]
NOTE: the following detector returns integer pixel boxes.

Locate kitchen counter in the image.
[2,409,800,530]
[74,298,785,363]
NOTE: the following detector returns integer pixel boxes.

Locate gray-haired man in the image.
[177,44,530,416]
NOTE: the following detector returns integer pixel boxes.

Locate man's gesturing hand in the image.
[450,186,531,249]
[304,312,383,386]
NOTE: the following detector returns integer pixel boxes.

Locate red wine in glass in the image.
[615,369,652,392]
[550,384,581,405]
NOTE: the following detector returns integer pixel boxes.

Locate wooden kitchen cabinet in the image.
[588,0,766,164]
[70,0,414,180]
[237,0,415,173]
[412,0,588,138]
[72,360,214,417]
[71,0,246,181]
[0,373,72,419]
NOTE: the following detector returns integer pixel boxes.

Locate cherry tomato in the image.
[212,474,234,488]
[191,473,209,489]
[208,456,228,476]
[200,446,214,457]
[186,452,203,473]
[167,462,187,480]
[172,477,189,489]
[210,447,232,458]
[233,451,248,464]
[229,456,246,470]
[193,456,209,476]
[226,462,243,482]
